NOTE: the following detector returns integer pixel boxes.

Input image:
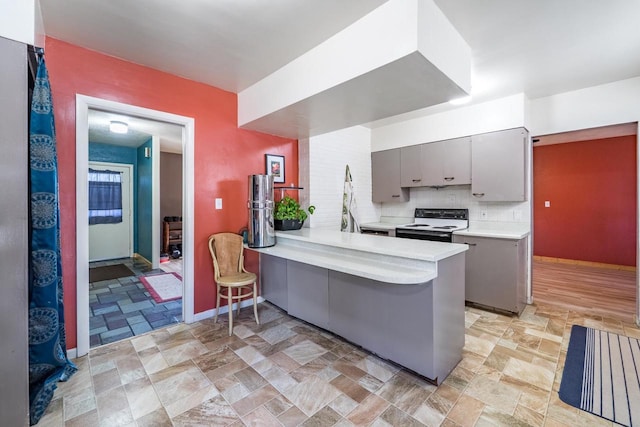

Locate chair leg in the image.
[228,285,233,336]
[214,284,221,324]
[237,287,242,316]
[253,282,259,325]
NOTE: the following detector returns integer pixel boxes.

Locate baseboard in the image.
[67,347,77,360]
[134,253,152,266]
[192,296,265,322]
[533,255,636,272]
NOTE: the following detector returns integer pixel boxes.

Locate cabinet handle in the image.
[463,242,477,246]
[392,194,400,198]
[472,192,485,197]
[412,179,422,183]
[444,177,454,181]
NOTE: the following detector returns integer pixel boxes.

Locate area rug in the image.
[140,273,182,303]
[559,325,640,426]
[89,263,135,283]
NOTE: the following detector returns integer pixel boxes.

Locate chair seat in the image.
[217,272,257,287]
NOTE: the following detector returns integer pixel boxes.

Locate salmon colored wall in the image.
[533,135,636,266]
[46,38,298,348]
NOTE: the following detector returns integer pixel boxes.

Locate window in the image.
[88,168,123,225]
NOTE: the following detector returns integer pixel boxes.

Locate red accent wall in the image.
[46,38,298,348]
[533,135,636,266]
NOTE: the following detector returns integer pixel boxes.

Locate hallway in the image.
[89,257,183,347]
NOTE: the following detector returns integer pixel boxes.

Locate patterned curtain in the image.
[341,164,360,233]
[28,54,76,425]
[88,168,123,224]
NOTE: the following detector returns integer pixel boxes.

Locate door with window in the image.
[88,162,133,261]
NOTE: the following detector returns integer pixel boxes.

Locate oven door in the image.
[395,228,452,242]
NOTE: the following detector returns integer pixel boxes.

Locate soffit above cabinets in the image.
[238,0,471,139]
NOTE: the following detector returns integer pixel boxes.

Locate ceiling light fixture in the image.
[109,120,128,134]
[449,95,472,106]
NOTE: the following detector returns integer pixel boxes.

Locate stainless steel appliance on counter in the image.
[247,174,275,248]
[395,208,469,242]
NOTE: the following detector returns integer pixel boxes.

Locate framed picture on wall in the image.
[265,154,285,183]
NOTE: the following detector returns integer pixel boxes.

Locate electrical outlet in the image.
[215,198,223,209]
[480,210,488,219]
[545,201,551,208]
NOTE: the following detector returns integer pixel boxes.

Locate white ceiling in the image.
[88,109,183,153]
[41,0,640,137]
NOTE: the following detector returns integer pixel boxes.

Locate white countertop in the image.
[276,227,467,262]
[454,221,530,240]
[248,227,467,285]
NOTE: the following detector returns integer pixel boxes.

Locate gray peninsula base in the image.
[259,252,465,384]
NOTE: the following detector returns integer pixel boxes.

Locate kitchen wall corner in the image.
[306,126,381,229]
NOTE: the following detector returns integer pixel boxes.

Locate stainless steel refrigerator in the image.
[248,174,276,248]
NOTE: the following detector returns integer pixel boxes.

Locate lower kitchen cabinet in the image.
[287,261,329,329]
[452,234,527,314]
[259,252,465,384]
[260,254,288,310]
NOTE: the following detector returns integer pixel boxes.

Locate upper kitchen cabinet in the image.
[372,149,409,203]
[471,128,528,202]
[238,0,471,139]
[401,137,471,187]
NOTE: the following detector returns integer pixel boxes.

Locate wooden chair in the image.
[208,233,259,335]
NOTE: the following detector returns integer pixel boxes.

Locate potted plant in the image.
[274,195,315,230]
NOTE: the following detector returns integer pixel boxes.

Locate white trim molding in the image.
[75,94,195,357]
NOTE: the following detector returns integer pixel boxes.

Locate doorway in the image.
[531,123,638,321]
[88,162,134,261]
[76,95,195,357]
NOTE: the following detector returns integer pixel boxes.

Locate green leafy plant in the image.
[274,195,315,222]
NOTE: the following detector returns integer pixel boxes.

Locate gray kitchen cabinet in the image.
[287,261,329,329]
[400,144,423,187]
[401,137,471,187]
[260,254,288,310]
[453,234,527,314]
[371,149,409,202]
[471,127,528,201]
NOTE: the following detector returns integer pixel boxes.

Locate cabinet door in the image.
[420,142,444,186]
[453,235,524,313]
[371,149,409,202]
[287,261,329,329]
[471,128,527,201]
[441,137,471,185]
[400,145,424,187]
[260,254,288,310]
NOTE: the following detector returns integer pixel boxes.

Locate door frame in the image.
[76,95,195,357]
[88,161,134,261]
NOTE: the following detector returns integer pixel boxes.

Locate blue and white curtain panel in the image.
[560,325,640,427]
[28,54,77,425]
[88,168,123,224]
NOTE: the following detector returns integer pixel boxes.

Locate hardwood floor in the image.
[532,258,637,322]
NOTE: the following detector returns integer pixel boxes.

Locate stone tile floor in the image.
[39,301,640,426]
[89,258,183,347]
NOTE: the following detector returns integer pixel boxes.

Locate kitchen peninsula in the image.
[249,228,468,384]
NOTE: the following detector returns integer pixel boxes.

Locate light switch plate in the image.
[215,198,222,209]
[544,201,550,208]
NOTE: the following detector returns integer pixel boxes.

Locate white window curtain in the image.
[88,168,123,225]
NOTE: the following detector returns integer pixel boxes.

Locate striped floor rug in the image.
[559,325,640,426]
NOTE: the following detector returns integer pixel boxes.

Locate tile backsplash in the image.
[380,185,531,223]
